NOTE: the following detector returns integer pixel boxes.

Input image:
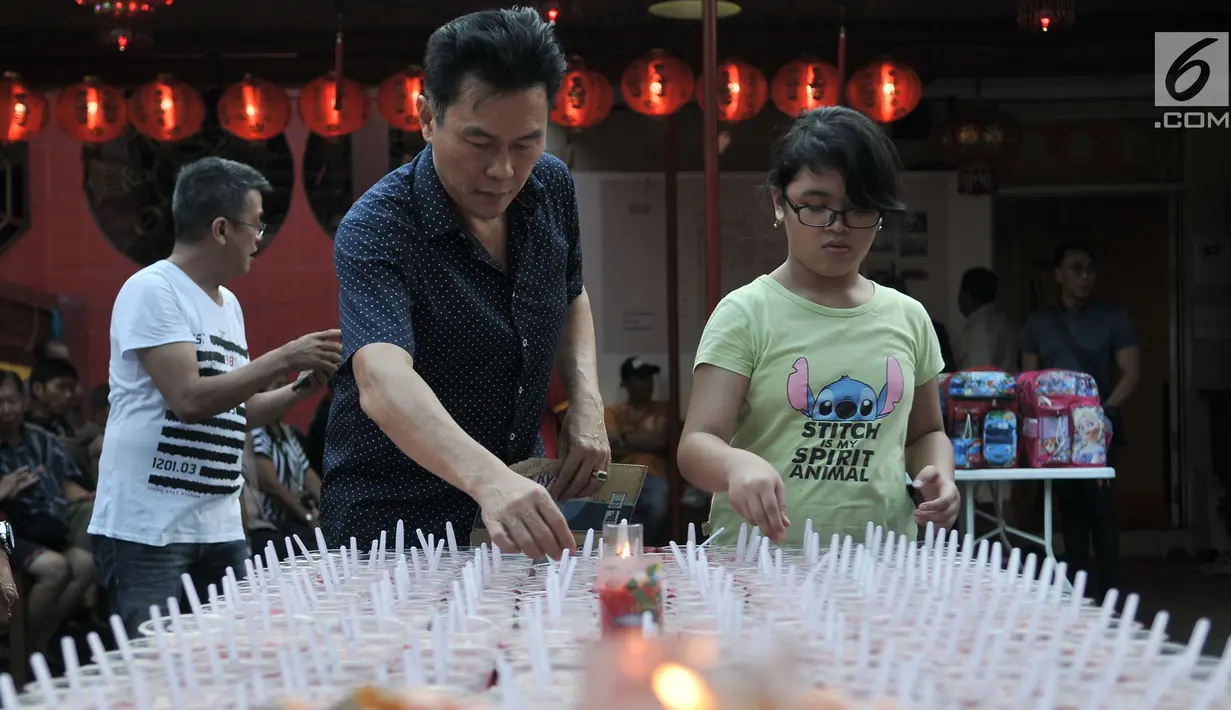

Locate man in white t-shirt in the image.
[89,157,344,634]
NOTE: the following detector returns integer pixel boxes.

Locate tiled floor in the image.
[1121,558,1231,656]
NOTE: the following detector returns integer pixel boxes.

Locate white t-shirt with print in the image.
[89,260,250,546]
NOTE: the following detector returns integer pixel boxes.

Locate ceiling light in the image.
[647,1,742,20]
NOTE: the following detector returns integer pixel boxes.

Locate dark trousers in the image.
[248,520,319,561]
[93,536,249,637]
[1057,477,1120,600]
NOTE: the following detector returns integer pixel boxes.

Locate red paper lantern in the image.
[695,59,767,124]
[128,74,205,142]
[845,60,923,124]
[0,72,49,143]
[56,77,128,143]
[551,58,613,130]
[621,50,694,117]
[377,67,426,132]
[300,74,369,138]
[771,57,841,117]
[218,75,291,141]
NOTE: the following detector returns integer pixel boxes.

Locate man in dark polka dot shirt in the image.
[323,7,611,561]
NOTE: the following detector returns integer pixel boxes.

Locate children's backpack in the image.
[1016,369,1108,467]
[943,369,1018,469]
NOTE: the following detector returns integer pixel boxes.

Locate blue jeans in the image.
[633,475,670,546]
[93,536,249,637]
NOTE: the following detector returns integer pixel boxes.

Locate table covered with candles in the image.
[2,517,1228,710]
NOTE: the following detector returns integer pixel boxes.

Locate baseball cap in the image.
[620,356,661,381]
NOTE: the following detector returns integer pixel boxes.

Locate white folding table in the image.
[955,467,1116,560]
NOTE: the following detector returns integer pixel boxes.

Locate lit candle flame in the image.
[617,542,632,559]
[651,663,714,710]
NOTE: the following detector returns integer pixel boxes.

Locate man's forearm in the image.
[555,289,603,412]
[356,344,507,500]
[1104,376,1138,409]
[906,430,955,481]
[173,348,289,423]
[246,383,312,429]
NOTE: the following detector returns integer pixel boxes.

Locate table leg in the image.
[1043,478,1055,559]
[993,481,1012,550]
[964,482,976,538]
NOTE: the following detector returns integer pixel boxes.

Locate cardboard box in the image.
[469,458,648,548]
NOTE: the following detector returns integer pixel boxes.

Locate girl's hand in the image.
[913,465,960,527]
[727,459,791,542]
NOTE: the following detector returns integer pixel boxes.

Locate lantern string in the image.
[332,1,346,112]
[836,4,847,105]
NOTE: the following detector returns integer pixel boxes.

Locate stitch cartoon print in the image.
[785,356,905,482]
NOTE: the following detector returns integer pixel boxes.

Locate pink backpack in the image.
[1016,369,1110,467]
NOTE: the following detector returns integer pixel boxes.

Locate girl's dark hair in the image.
[766,106,906,214]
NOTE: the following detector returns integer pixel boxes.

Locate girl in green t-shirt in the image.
[679,107,960,547]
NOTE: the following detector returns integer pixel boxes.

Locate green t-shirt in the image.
[695,276,944,547]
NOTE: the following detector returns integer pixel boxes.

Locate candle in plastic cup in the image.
[597,553,664,637]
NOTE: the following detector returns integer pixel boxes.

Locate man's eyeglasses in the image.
[1063,263,1096,277]
[230,218,267,238]
[782,197,883,230]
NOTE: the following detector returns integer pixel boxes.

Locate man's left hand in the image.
[293,370,331,393]
[913,465,960,528]
[552,403,612,502]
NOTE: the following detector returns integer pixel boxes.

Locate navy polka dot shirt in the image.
[320,144,584,548]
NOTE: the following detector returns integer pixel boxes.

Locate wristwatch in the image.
[0,521,13,556]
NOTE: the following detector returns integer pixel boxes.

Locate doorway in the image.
[993,193,1177,530]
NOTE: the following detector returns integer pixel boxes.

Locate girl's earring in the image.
[773,213,784,229]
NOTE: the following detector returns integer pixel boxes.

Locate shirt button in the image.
[509,433,516,441]
[518,386,524,394]
[522,339,529,347]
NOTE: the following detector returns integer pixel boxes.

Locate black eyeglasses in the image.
[783,197,883,230]
[230,218,267,238]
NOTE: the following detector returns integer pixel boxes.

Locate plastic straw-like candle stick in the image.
[0,673,19,710]
[59,634,82,691]
[395,519,406,561]
[1143,611,1170,657]
[496,655,525,710]
[598,538,605,559]
[446,520,459,558]
[434,538,447,570]
[736,523,748,561]
[377,529,388,565]
[1193,635,1231,710]
[431,609,448,685]
[131,666,152,710]
[416,528,431,560]
[582,528,595,559]
[745,527,761,563]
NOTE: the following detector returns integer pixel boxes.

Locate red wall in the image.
[0,115,340,430]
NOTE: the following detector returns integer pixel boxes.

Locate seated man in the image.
[67,384,111,491]
[25,357,79,440]
[0,371,94,654]
[606,358,671,545]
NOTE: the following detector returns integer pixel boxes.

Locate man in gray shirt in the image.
[1021,243,1140,598]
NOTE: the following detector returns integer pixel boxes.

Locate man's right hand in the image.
[0,466,39,501]
[279,330,344,374]
[475,468,575,560]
